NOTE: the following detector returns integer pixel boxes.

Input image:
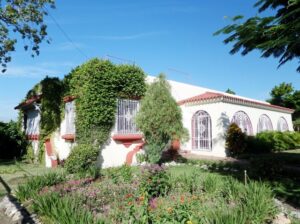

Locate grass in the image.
[0,160,57,197]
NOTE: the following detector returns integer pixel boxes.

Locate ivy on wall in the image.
[20,76,64,162]
[66,58,146,148]
[18,58,146,163]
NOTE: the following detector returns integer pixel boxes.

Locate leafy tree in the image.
[215,0,300,72]
[268,82,300,129]
[0,0,55,72]
[136,74,188,163]
[0,120,27,159]
[225,88,236,95]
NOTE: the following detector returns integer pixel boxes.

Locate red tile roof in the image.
[178,92,294,113]
[14,95,42,110]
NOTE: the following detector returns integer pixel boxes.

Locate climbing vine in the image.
[66,58,146,147]
[18,58,146,164]
[19,76,64,162]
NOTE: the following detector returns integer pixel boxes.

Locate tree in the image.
[225,88,236,95]
[268,82,300,127]
[215,0,300,72]
[136,74,188,163]
[0,0,55,72]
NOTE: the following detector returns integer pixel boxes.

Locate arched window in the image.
[192,110,212,151]
[277,117,289,131]
[232,111,253,135]
[257,114,273,133]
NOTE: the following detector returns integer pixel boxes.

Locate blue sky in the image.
[0,0,299,121]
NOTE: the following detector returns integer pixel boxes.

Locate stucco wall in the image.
[180,101,293,157]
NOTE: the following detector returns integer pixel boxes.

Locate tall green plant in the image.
[136,74,188,163]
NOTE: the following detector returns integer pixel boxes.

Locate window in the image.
[257,114,273,133]
[25,109,40,135]
[277,117,288,131]
[232,111,253,135]
[65,101,75,134]
[192,110,212,151]
[116,99,140,134]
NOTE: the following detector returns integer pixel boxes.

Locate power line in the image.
[105,54,135,64]
[168,67,190,80]
[44,7,89,59]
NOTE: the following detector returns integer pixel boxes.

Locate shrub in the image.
[225,123,247,157]
[64,144,99,174]
[16,172,66,201]
[0,121,27,160]
[136,74,188,164]
[247,131,300,153]
[139,164,170,198]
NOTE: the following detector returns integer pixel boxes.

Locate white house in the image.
[16,76,294,168]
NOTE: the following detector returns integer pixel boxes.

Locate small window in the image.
[232,111,253,135]
[277,117,288,132]
[116,99,140,134]
[257,114,273,133]
[65,101,75,134]
[192,110,212,151]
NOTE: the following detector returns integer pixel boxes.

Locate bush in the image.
[64,144,99,174]
[225,123,247,157]
[136,74,188,164]
[0,121,27,160]
[139,164,170,198]
[246,131,300,153]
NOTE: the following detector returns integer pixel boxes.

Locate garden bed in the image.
[15,164,279,224]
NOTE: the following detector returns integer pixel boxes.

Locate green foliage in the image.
[139,164,170,198]
[225,123,247,157]
[16,172,66,201]
[0,0,55,72]
[66,59,146,147]
[64,144,99,174]
[32,192,104,224]
[247,131,300,153]
[215,0,300,72]
[225,88,236,94]
[136,74,188,163]
[0,120,27,159]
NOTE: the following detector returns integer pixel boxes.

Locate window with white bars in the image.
[192,110,212,151]
[257,114,273,133]
[277,117,288,132]
[25,109,40,135]
[65,101,75,134]
[116,99,140,134]
[232,111,253,135]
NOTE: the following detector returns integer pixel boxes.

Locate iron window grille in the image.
[232,111,253,135]
[192,110,212,151]
[277,117,288,131]
[257,114,273,133]
[25,109,40,135]
[65,101,75,134]
[116,99,140,134]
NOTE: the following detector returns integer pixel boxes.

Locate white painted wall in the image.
[50,76,295,167]
[180,101,293,157]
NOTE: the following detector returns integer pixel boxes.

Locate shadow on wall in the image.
[214,112,230,155]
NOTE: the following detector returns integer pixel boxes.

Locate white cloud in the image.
[1,65,59,78]
[89,31,168,40]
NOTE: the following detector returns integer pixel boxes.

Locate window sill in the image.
[27,134,39,140]
[62,134,75,141]
[112,134,143,148]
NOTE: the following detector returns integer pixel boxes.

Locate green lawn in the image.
[0,160,56,197]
